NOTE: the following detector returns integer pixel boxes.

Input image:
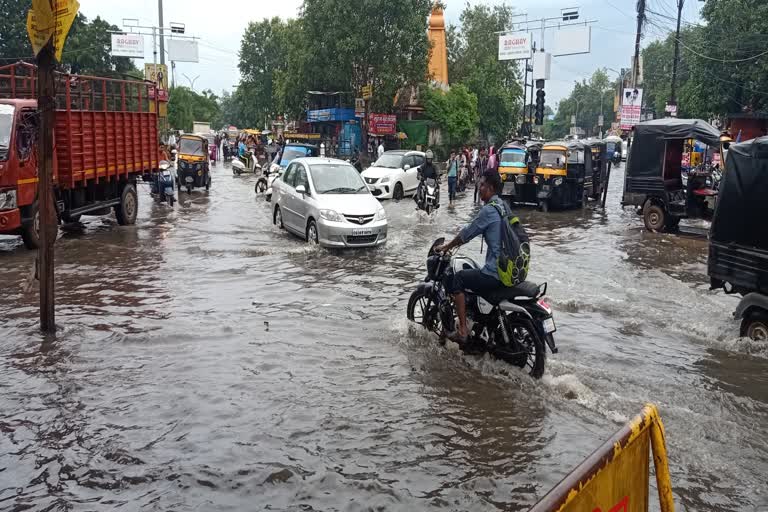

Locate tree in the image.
[422,84,479,148]
[548,69,616,138]
[168,87,222,133]
[446,3,523,142]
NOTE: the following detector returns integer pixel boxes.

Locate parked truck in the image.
[0,62,160,249]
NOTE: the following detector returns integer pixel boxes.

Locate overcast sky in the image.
[78,0,703,110]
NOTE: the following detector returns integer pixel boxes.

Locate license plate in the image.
[503,182,516,195]
[185,176,194,183]
[543,318,556,333]
[352,228,372,236]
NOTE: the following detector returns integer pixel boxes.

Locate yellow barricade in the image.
[530,404,674,512]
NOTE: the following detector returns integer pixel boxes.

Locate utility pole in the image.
[158,0,165,65]
[669,0,684,112]
[37,39,56,333]
[633,0,646,87]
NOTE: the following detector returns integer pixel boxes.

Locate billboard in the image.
[369,113,397,135]
[144,63,169,102]
[498,32,533,61]
[168,39,199,63]
[620,87,643,130]
[111,33,144,58]
[553,26,591,56]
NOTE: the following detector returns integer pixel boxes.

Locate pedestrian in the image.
[487,146,498,173]
[447,150,459,207]
[473,147,488,203]
[368,139,374,159]
[378,140,385,159]
[471,145,479,167]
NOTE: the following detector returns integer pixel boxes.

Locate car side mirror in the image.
[404,164,411,170]
[296,185,307,195]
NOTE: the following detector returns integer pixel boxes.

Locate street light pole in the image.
[182,74,199,90]
[669,0,684,112]
[158,0,165,65]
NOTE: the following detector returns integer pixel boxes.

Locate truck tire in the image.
[115,184,138,226]
[21,201,41,250]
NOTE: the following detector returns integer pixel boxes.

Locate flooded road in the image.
[1,161,766,511]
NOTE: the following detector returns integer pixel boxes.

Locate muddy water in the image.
[0,162,766,511]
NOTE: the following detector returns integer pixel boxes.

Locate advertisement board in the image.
[553,26,591,57]
[620,87,643,130]
[369,113,397,135]
[498,32,533,61]
[144,63,169,102]
[111,33,144,58]
[167,39,199,63]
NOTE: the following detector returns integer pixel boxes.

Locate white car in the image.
[361,150,425,200]
[272,157,387,248]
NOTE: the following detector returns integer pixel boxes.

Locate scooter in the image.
[260,163,284,202]
[232,150,261,175]
[150,160,176,207]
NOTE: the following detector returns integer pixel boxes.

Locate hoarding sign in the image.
[167,39,199,63]
[111,34,144,58]
[499,32,533,61]
[369,113,397,135]
[145,63,169,101]
[354,98,365,118]
[620,87,643,130]
[553,26,591,57]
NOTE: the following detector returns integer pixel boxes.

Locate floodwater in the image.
[1,161,766,511]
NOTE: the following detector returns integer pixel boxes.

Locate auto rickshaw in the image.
[536,140,592,211]
[585,139,609,201]
[498,141,536,205]
[177,134,211,193]
[708,135,768,340]
[604,135,623,164]
[622,118,722,232]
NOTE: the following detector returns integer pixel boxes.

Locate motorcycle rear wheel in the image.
[492,318,546,379]
[407,289,442,336]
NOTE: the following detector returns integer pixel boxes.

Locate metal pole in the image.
[633,0,646,87]
[158,0,165,65]
[669,0,684,109]
[523,57,529,134]
[37,40,56,333]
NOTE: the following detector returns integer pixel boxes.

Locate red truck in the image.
[0,62,160,249]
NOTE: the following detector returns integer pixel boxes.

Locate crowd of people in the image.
[442,145,499,207]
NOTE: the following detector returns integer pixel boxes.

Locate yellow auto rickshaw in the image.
[177,134,211,193]
[535,141,591,211]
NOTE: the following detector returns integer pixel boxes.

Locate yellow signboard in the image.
[51,0,80,62]
[531,404,675,512]
[362,85,373,100]
[26,0,79,61]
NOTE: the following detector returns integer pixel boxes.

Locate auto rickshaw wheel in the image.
[206,176,211,191]
[741,311,768,341]
[539,200,549,213]
[643,202,667,232]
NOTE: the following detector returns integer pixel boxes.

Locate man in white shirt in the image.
[377,141,385,159]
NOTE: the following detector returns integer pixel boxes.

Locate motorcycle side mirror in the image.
[428,237,446,257]
[296,185,307,195]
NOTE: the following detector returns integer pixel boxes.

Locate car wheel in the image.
[306,219,319,245]
[393,182,404,201]
[274,206,284,229]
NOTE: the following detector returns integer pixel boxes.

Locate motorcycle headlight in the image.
[554,177,563,186]
[380,176,390,183]
[0,189,17,210]
[374,207,386,221]
[319,209,343,222]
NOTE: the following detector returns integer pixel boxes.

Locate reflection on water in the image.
[0,163,766,511]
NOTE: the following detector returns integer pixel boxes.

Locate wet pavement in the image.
[1,161,766,511]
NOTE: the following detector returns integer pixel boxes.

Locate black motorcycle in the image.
[406,238,557,379]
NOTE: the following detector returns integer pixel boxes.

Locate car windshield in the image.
[180,138,205,156]
[499,150,526,167]
[373,153,404,168]
[540,149,566,168]
[280,146,314,167]
[0,106,13,160]
[310,163,369,194]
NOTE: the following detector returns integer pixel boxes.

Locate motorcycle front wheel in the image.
[492,317,546,379]
[407,288,442,336]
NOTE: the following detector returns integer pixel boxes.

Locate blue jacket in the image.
[459,195,507,278]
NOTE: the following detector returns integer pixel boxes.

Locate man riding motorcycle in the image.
[435,170,511,344]
[415,149,439,207]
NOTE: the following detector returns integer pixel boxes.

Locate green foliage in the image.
[0,1,137,76]
[548,69,616,139]
[168,87,222,133]
[422,84,479,148]
[447,3,523,142]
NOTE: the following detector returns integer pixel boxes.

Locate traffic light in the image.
[535,88,546,126]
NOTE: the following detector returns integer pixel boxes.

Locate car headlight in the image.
[554,177,563,186]
[375,207,386,221]
[380,176,390,183]
[319,209,343,222]
[0,189,17,210]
